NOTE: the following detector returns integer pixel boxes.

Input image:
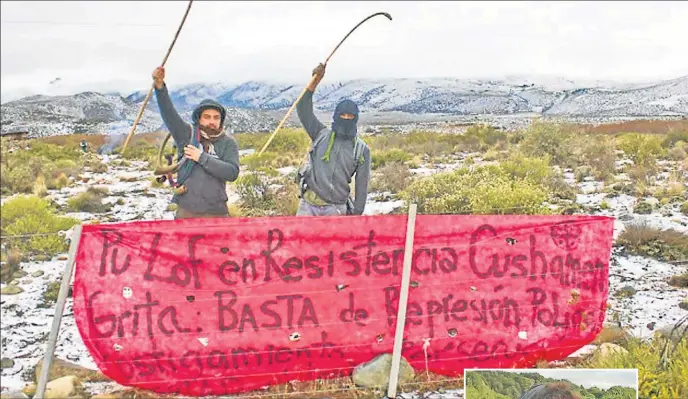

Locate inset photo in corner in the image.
[464,368,638,399]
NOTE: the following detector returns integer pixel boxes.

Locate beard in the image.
[199,124,224,139]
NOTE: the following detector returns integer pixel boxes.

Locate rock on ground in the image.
[352,354,415,389]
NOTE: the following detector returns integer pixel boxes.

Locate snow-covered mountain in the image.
[0,92,293,137]
[0,92,162,137]
[2,75,687,137]
[126,75,688,117]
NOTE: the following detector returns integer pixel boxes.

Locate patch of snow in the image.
[364,200,405,215]
[0,259,98,392]
[606,254,688,339]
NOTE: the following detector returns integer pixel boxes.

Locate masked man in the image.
[294,63,371,216]
[152,66,240,219]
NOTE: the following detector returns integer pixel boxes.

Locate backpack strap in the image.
[352,137,366,173]
[175,124,197,187]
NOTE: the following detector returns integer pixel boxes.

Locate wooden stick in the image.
[386,203,418,399]
[34,224,83,399]
[120,0,194,155]
[258,12,391,155]
[258,75,317,155]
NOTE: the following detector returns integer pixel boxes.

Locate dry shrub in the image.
[273,183,300,216]
[32,176,48,197]
[668,273,688,288]
[41,133,107,149]
[593,325,630,345]
[668,145,687,161]
[617,223,688,262]
[370,162,412,194]
[627,165,657,184]
[574,119,688,135]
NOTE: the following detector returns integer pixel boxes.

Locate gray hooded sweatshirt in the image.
[296,90,371,215]
[154,84,240,215]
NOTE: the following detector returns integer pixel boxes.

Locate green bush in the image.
[574,165,594,183]
[67,187,112,213]
[662,129,688,148]
[0,140,84,195]
[240,152,279,170]
[235,128,310,156]
[265,128,311,155]
[25,140,83,162]
[518,121,577,167]
[500,152,576,200]
[115,140,158,163]
[580,134,618,180]
[84,157,108,173]
[500,152,553,185]
[46,159,81,180]
[0,196,79,257]
[371,148,411,170]
[234,173,275,214]
[633,201,654,215]
[681,201,688,215]
[462,124,507,149]
[582,335,688,399]
[617,133,665,166]
[234,132,269,150]
[233,173,299,217]
[365,130,464,158]
[399,165,551,215]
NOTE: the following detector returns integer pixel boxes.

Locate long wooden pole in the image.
[34,225,83,399]
[386,203,418,399]
[258,12,391,155]
[120,0,194,155]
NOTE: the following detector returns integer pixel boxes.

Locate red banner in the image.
[72,214,614,396]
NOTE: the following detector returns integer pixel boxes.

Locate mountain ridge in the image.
[2,75,686,137]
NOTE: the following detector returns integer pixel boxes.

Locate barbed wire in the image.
[1,216,686,266]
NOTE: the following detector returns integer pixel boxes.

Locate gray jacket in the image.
[296,90,371,215]
[154,84,240,215]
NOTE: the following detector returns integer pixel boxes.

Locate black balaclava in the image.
[331,99,359,139]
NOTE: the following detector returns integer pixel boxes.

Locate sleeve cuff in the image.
[198,152,209,165]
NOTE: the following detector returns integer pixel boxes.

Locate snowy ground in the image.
[1,151,686,398]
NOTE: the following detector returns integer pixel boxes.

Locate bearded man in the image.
[152,66,240,219]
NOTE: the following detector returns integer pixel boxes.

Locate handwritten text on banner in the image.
[72,214,614,396]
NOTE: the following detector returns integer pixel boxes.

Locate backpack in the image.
[295,130,366,185]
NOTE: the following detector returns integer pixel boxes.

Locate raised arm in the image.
[296,90,326,141]
[152,67,191,147]
[197,136,240,182]
[296,63,327,141]
[352,145,371,215]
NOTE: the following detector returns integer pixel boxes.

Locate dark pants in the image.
[175,206,229,220]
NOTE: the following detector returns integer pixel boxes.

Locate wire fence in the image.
[2,214,685,264]
[1,216,685,399]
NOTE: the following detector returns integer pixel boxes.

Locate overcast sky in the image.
[491,369,638,390]
[1,1,687,102]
